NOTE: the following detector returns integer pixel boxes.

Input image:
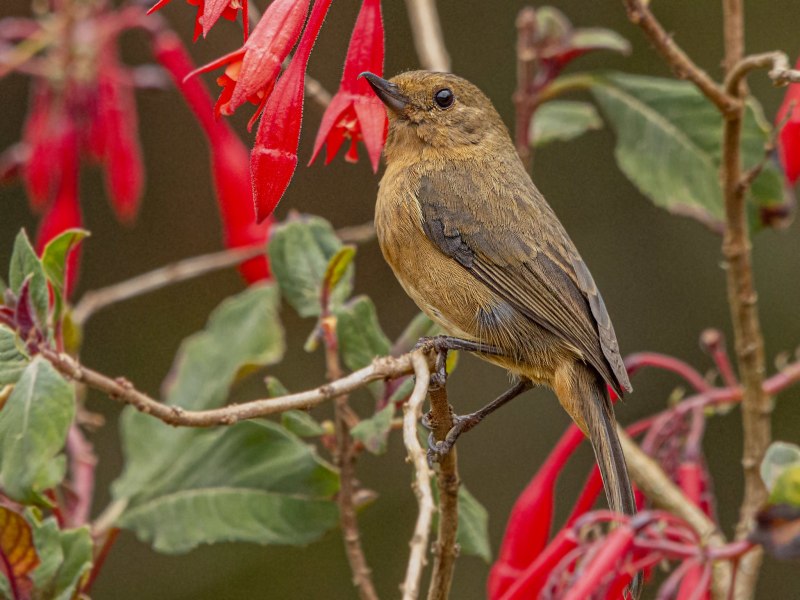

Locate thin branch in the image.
[71,244,266,326]
[403,0,451,72]
[305,73,332,109]
[621,0,734,114]
[725,51,800,94]
[401,353,434,600]
[513,7,538,171]
[624,352,713,393]
[40,346,422,426]
[427,382,459,600]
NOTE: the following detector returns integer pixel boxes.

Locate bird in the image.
[362,69,638,556]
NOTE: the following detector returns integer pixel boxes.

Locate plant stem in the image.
[404,0,450,72]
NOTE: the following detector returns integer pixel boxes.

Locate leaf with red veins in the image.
[777,58,800,185]
[251,0,333,222]
[0,507,39,600]
[188,0,309,120]
[309,0,386,171]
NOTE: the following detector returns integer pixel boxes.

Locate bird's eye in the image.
[433,88,454,109]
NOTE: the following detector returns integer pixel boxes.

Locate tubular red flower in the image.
[776,59,800,185]
[22,84,74,212]
[488,424,585,599]
[309,0,386,172]
[88,56,145,224]
[562,525,635,600]
[35,128,82,297]
[251,0,332,222]
[495,529,578,600]
[154,30,271,282]
[188,0,309,121]
[148,0,247,41]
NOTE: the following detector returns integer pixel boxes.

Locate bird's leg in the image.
[427,378,533,464]
[414,335,503,388]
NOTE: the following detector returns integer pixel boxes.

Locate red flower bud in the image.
[309,0,386,171]
[776,58,800,185]
[251,0,332,222]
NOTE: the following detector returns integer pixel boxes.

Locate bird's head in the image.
[361,70,509,158]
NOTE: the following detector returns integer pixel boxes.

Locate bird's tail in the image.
[561,362,641,597]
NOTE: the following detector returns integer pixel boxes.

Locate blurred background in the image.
[2,0,799,597]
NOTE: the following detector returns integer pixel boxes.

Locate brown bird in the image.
[362,71,637,531]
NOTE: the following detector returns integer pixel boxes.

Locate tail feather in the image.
[575,366,641,598]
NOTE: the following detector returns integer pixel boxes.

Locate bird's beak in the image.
[360,72,409,114]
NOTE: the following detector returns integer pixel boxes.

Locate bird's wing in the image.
[417,165,631,396]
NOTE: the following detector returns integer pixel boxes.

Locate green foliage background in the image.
[2,0,800,597]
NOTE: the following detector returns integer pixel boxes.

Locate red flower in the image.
[776,58,800,185]
[309,0,386,172]
[87,55,145,224]
[250,0,332,223]
[148,0,248,41]
[188,0,309,125]
[154,30,271,282]
[35,127,82,298]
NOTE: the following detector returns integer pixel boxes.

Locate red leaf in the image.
[251,0,332,222]
[0,507,39,600]
[154,30,271,282]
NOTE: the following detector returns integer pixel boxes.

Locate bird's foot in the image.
[414,335,503,389]
[423,411,481,465]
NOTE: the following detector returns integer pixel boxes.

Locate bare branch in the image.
[621,0,734,114]
[401,353,434,600]
[404,0,450,72]
[725,51,800,94]
[305,73,332,109]
[71,244,266,326]
[427,383,459,600]
[41,346,423,427]
[513,7,538,171]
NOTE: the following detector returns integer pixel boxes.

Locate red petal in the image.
[562,525,635,600]
[226,0,310,116]
[353,96,387,172]
[201,0,233,37]
[489,424,585,599]
[184,48,245,82]
[251,0,332,222]
[776,58,800,184]
[147,0,173,15]
[308,93,351,166]
[341,0,384,95]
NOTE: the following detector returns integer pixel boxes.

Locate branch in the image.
[725,51,800,94]
[71,244,266,326]
[427,381,459,600]
[401,353,434,600]
[621,0,734,114]
[513,7,538,171]
[40,346,423,426]
[404,0,450,72]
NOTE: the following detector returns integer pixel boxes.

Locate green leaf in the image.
[282,410,325,438]
[591,73,788,230]
[0,357,74,503]
[322,246,356,310]
[432,483,491,562]
[456,485,491,562]
[115,420,339,553]
[28,514,93,600]
[351,402,395,455]
[570,28,631,55]
[119,488,338,554]
[769,465,800,507]
[8,230,48,326]
[335,295,391,371]
[265,376,289,398]
[761,442,800,492]
[0,325,28,385]
[531,101,602,147]
[268,216,353,317]
[40,229,89,293]
[51,527,92,600]
[113,283,285,500]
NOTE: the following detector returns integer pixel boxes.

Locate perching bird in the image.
[363,69,637,551]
